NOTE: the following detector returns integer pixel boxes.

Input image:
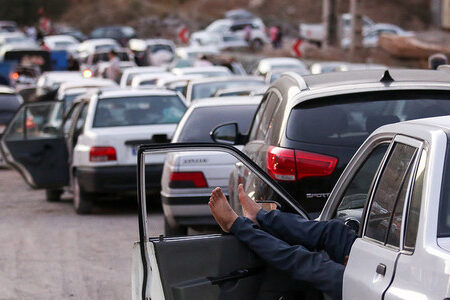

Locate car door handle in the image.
[208,266,263,285]
[376,263,386,276]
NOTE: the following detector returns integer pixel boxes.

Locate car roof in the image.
[81,38,118,46]
[190,95,262,108]
[189,75,265,85]
[44,35,78,42]
[273,69,450,111]
[259,57,303,65]
[172,66,231,74]
[299,69,450,91]
[98,88,178,99]
[403,115,450,131]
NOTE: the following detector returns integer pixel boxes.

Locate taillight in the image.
[266,146,337,181]
[295,150,337,180]
[267,146,296,181]
[169,172,208,188]
[89,147,117,162]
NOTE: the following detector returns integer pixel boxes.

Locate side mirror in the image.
[210,123,239,145]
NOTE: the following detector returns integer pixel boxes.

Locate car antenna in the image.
[380,70,394,85]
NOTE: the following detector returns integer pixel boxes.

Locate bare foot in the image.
[238,184,261,224]
[209,187,238,233]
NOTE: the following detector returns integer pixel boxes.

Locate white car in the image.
[0,32,34,47]
[161,96,262,235]
[185,76,266,104]
[43,35,79,52]
[341,23,414,49]
[76,38,120,61]
[35,71,84,98]
[130,72,174,89]
[0,88,187,214]
[310,61,387,74]
[132,114,450,300]
[120,66,167,87]
[175,46,220,60]
[255,57,309,75]
[129,38,176,66]
[171,66,232,77]
[190,18,269,50]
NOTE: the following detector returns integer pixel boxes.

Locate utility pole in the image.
[350,0,363,58]
[323,0,338,47]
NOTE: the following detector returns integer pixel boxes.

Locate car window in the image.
[256,92,280,140]
[404,150,426,250]
[5,103,62,141]
[364,143,417,245]
[249,93,269,140]
[93,95,186,127]
[64,102,82,135]
[176,105,258,143]
[148,44,173,54]
[91,28,104,38]
[75,104,88,133]
[191,80,264,101]
[335,143,390,222]
[286,91,450,148]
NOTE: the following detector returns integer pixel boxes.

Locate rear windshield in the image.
[0,93,22,110]
[176,105,257,142]
[287,91,450,147]
[93,95,186,128]
[148,44,173,54]
[191,80,264,101]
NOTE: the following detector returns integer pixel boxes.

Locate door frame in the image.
[136,142,309,300]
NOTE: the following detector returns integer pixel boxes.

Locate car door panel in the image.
[0,102,69,189]
[4,137,68,188]
[343,238,399,299]
[152,234,265,300]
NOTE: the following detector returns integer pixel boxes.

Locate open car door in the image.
[0,101,69,189]
[133,143,312,300]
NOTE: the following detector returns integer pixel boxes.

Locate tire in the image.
[73,175,92,214]
[251,39,264,51]
[46,189,62,202]
[164,216,187,236]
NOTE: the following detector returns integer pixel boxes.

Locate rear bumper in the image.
[77,164,163,193]
[162,194,216,226]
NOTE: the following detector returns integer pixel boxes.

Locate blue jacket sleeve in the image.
[256,209,357,264]
[230,216,344,300]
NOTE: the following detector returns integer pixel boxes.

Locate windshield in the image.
[148,44,173,54]
[176,105,257,142]
[93,95,186,127]
[287,90,450,148]
[191,80,264,101]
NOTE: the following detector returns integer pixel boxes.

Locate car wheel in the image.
[251,39,264,51]
[46,189,62,202]
[73,175,92,215]
[164,216,187,236]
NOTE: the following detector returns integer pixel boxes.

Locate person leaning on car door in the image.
[208,184,357,300]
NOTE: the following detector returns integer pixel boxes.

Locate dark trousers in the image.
[230,209,358,300]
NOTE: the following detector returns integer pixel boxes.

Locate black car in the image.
[0,87,22,166]
[218,69,450,216]
[89,26,137,46]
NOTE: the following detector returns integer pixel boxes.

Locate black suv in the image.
[218,69,450,216]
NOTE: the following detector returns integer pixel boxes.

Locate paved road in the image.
[0,168,164,300]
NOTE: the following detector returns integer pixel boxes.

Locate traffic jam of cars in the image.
[1,6,450,300]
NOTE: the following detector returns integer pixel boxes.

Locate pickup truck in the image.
[132,114,450,300]
[299,13,374,45]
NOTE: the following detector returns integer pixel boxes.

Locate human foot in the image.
[209,187,238,233]
[238,184,261,224]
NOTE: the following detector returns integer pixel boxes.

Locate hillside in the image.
[59,0,432,37]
